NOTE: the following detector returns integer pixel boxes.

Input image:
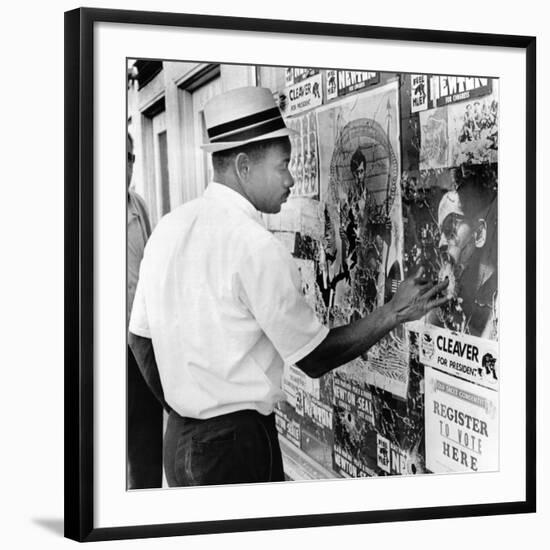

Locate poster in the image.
[447,90,499,166]
[418,108,450,170]
[425,367,498,473]
[333,443,372,477]
[326,70,380,100]
[420,81,499,169]
[428,76,493,110]
[376,433,391,473]
[279,73,323,116]
[300,391,335,470]
[285,67,320,87]
[406,167,499,341]
[316,80,409,398]
[389,442,413,475]
[302,392,334,433]
[411,80,499,342]
[275,405,302,448]
[418,324,499,390]
[333,373,375,426]
[332,373,378,474]
[411,74,428,113]
[284,111,320,198]
[282,362,321,402]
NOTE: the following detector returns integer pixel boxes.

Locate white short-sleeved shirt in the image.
[129,182,329,419]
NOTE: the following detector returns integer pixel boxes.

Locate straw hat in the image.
[200,86,296,153]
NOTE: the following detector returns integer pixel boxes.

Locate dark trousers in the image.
[164,409,285,486]
[127,347,164,489]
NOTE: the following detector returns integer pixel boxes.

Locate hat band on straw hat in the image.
[207,106,286,143]
[209,117,287,144]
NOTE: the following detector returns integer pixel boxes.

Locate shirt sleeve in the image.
[236,235,329,366]
[128,273,151,338]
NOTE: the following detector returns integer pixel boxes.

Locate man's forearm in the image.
[128,332,171,413]
[296,303,398,378]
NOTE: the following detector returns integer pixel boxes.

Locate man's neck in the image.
[213,173,254,209]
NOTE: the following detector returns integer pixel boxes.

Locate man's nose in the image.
[287,172,295,188]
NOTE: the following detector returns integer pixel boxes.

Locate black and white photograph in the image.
[126,61,500,488]
[4,0,549,547]
[58,5,540,544]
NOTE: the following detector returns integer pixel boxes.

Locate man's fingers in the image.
[424,278,449,299]
[426,294,451,311]
[413,266,425,282]
[416,278,431,289]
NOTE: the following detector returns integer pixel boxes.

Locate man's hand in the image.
[389,267,450,324]
[297,266,450,379]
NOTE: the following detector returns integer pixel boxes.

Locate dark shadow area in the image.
[32,518,64,536]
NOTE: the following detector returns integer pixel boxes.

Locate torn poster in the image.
[420,81,499,170]
[316,80,409,398]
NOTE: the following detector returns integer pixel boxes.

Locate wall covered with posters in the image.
[260,67,499,479]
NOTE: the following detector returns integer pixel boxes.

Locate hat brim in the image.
[200,127,298,153]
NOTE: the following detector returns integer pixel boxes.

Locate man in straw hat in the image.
[129,86,449,486]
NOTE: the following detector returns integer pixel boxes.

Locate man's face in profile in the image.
[246,138,294,214]
[352,161,366,188]
[437,190,481,296]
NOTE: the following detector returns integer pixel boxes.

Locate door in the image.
[152,111,171,221]
[190,76,222,197]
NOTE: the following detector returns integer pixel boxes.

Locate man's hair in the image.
[211,136,290,175]
[454,168,497,220]
[350,147,366,174]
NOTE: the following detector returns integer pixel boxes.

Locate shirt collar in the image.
[204,181,264,225]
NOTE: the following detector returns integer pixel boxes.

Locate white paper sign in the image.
[419,325,499,390]
[279,73,323,116]
[425,367,499,474]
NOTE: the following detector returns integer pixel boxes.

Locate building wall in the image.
[128,61,255,226]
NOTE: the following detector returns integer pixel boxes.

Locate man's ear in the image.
[235,152,250,183]
[474,219,487,248]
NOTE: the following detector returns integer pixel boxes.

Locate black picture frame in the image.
[64,7,536,542]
